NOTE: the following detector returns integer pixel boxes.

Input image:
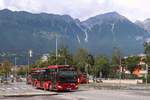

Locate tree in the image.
[33,58,48,68]
[73,48,89,72]
[87,54,95,66]
[17,66,27,76]
[47,47,73,65]
[110,47,122,78]
[94,56,110,78]
[56,47,73,65]
[125,56,140,73]
[33,47,73,68]
[111,47,122,66]
[1,59,12,77]
[144,42,150,66]
[145,56,150,66]
[144,42,150,56]
[87,54,95,75]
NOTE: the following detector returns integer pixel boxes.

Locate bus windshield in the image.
[57,71,77,83]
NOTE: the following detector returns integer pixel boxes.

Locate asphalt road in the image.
[0,82,150,100]
[2,89,150,100]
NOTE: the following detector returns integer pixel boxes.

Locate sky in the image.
[0,0,150,22]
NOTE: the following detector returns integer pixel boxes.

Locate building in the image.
[41,54,49,62]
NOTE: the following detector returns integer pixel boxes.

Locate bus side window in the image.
[44,72,49,80]
[47,69,56,72]
[39,72,44,81]
[47,69,56,79]
[45,69,52,80]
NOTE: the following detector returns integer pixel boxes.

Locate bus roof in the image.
[31,65,75,71]
[47,65,74,69]
[31,67,48,71]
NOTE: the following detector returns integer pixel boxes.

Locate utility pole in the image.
[146,64,148,86]
[140,57,148,85]
[14,57,17,78]
[119,57,122,87]
[65,58,67,65]
[56,35,58,65]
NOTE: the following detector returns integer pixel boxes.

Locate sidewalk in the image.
[0,82,57,97]
[79,83,150,90]
[126,84,150,90]
[0,91,57,97]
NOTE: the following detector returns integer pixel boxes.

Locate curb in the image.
[1,92,58,97]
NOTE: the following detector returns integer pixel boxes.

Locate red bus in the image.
[28,65,79,91]
[79,73,89,84]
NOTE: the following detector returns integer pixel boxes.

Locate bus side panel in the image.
[43,81,52,90]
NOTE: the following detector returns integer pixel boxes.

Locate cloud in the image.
[0,0,4,9]
[111,0,150,21]
[0,0,150,21]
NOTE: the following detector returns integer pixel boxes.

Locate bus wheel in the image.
[49,84,52,91]
[35,83,39,89]
[33,82,36,87]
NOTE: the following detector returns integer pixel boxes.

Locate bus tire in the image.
[33,82,36,87]
[35,82,39,89]
[49,84,52,91]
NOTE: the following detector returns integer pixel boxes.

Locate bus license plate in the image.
[67,88,71,90]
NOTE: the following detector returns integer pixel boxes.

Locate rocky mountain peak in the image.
[82,12,128,29]
[135,18,150,32]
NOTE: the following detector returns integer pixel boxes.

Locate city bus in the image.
[78,73,89,84]
[28,65,79,91]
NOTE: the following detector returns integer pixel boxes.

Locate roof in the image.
[31,65,75,71]
[47,65,73,69]
[31,67,48,71]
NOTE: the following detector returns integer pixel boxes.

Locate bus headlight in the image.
[57,85,62,88]
[75,85,78,88]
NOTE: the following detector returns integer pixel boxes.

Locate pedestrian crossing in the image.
[0,83,35,92]
[0,86,29,91]
[0,82,56,97]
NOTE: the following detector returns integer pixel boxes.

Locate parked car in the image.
[16,76,23,82]
[0,77,11,84]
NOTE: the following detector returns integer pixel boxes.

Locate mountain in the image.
[0,9,149,63]
[82,12,149,55]
[135,19,150,33]
[0,9,85,54]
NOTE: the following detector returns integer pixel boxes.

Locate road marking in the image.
[13,87,19,90]
[0,88,5,91]
[6,88,11,90]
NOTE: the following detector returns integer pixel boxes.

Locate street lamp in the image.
[27,50,32,76]
[29,50,32,58]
